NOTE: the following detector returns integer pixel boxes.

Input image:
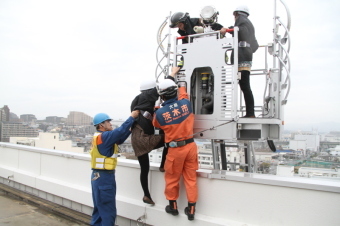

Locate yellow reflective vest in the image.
[90,132,119,170]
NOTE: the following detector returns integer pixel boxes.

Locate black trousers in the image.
[239,70,255,116]
[137,147,168,200]
[138,153,151,199]
[160,147,168,168]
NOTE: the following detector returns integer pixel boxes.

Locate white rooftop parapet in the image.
[1,142,340,226]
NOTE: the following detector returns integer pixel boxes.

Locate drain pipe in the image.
[7,175,14,183]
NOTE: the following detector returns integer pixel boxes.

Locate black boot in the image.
[184,202,196,221]
[165,200,179,216]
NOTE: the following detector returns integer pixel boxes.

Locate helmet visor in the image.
[158,86,178,95]
[170,21,179,28]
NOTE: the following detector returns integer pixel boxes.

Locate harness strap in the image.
[165,138,194,148]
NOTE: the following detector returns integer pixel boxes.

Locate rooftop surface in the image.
[0,189,89,226]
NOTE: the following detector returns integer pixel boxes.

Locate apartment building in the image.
[0,122,38,142]
[66,111,92,126]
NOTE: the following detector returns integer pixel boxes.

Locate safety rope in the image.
[193,118,235,136]
[173,118,235,142]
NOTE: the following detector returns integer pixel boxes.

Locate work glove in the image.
[154,97,162,110]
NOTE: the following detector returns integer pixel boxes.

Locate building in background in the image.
[0,108,6,122]
[10,132,84,153]
[66,111,92,126]
[289,140,308,155]
[46,116,65,124]
[20,114,37,123]
[0,122,38,142]
[329,145,340,156]
[0,105,10,122]
[322,131,340,142]
[294,134,320,152]
[290,131,320,152]
[298,167,340,178]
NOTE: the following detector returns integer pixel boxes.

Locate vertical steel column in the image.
[273,0,277,68]
[219,140,228,170]
[211,139,220,169]
[244,143,249,172]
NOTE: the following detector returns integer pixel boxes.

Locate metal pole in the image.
[273,0,277,68]
[166,12,172,77]
[211,139,220,169]
[219,140,227,170]
[244,143,249,172]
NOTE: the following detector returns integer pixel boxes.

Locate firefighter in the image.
[170,11,223,67]
[153,67,198,221]
[90,111,139,226]
[169,11,223,44]
[220,5,259,118]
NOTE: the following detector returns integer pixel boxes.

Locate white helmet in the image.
[158,79,178,96]
[200,5,219,23]
[234,5,249,16]
[140,79,156,91]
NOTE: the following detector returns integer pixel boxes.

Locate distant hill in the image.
[284,122,340,133]
[9,112,20,122]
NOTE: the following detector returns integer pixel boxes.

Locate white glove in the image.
[155,97,162,109]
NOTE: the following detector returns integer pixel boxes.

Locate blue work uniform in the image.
[90,116,135,226]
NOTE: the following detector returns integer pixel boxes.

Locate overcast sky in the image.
[1,0,339,130]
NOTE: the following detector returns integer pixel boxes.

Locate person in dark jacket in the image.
[170,11,223,67]
[220,5,259,118]
[130,78,170,205]
[169,12,223,44]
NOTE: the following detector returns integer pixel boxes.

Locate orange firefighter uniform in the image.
[153,86,198,203]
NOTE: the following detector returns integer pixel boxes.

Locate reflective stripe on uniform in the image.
[90,132,118,170]
[96,164,104,168]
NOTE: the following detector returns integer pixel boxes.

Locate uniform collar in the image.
[162,97,177,106]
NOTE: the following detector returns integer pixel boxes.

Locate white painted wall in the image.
[148,149,163,163]
[10,133,84,153]
[299,167,340,178]
[1,142,340,226]
[277,165,294,177]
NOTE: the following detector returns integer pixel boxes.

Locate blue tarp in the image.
[275,150,294,153]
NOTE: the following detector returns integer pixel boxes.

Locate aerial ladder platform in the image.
[156,0,291,172]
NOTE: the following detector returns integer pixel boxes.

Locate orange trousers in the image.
[164,142,198,203]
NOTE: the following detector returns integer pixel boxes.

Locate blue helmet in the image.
[93,113,111,126]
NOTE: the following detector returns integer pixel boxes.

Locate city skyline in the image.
[3,104,339,133]
[1,0,340,128]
